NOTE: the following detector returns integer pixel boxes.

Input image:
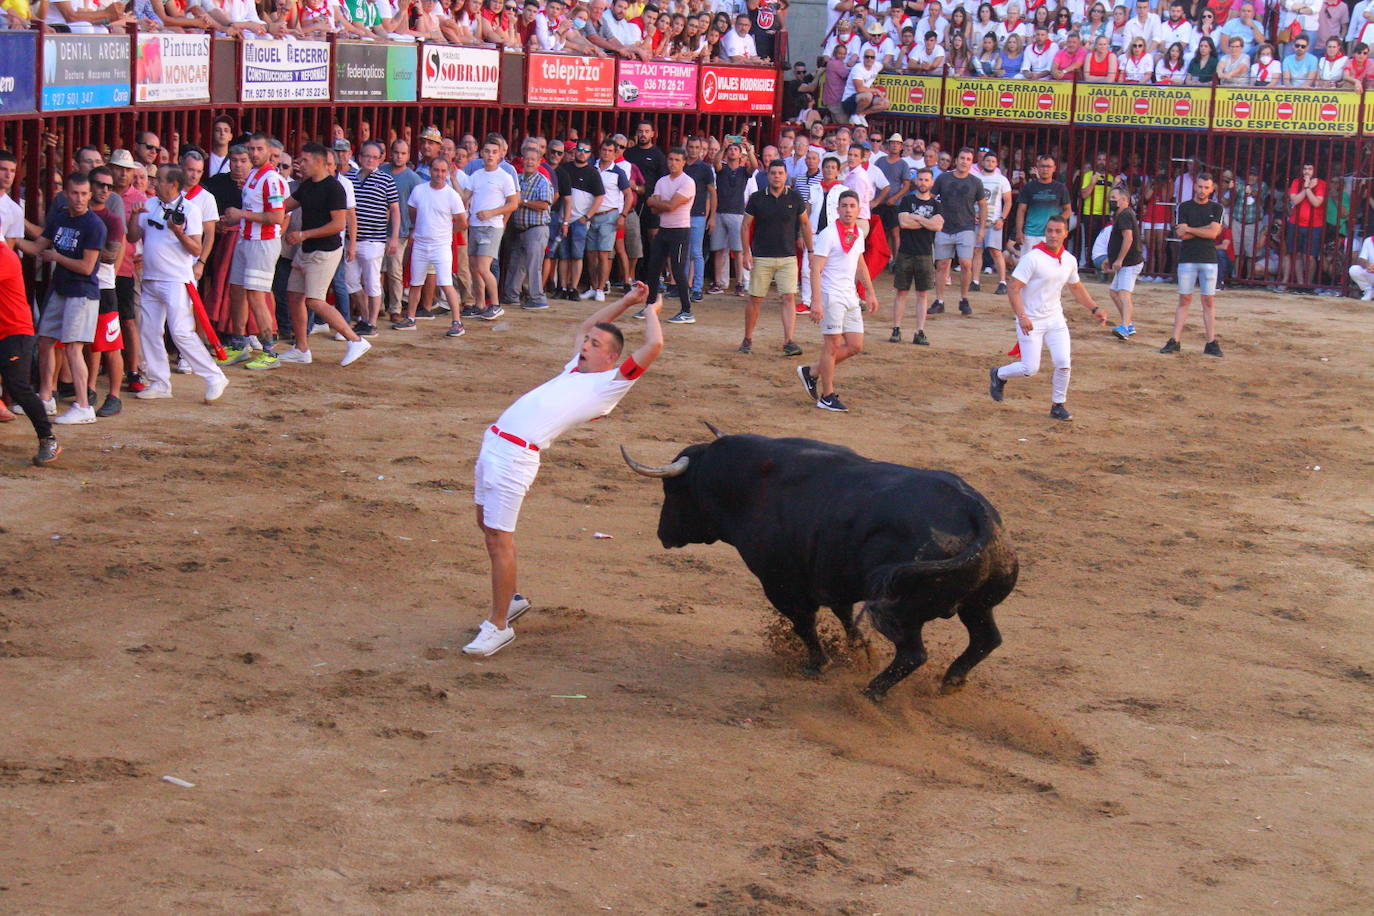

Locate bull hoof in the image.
[860,684,887,702]
[938,676,967,696]
[800,660,829,679]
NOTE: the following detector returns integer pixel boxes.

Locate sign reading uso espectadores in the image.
[697,65,775,114]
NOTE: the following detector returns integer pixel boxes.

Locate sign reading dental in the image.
[0,32,37,116]
[698,64,776,113]
[336,42,417,102]
[419,45,498,102]
[527,53,614,107]
[615,60,697,109]
[240,40,330,103]
[136,34,210,104]
[42,35,130,112]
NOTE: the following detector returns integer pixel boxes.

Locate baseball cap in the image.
[856,141,872,151]
[887,132,903,143]
[419,125,442,142]
[331,138,352,151]
[108,149,136,169]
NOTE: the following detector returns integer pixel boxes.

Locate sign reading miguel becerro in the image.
[527,53,615,107]
[241,40,330,103]
[697,65,776,113]
[419,45,498,101]
[336,42,417,101]
[42,35,130,112]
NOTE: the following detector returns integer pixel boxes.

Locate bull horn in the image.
[619,446,690,478]
[702,421,726,439]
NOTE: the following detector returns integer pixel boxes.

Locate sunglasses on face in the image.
[1295,43,1308,48]
[92,181,113,189]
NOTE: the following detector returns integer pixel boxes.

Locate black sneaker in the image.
[816,393,848,412]
[988,367,1006,402]
[994,281,1008,295]
[1203,340,1223,357]
[958,298,973,316]
[460,305,481,319]
[95,394,122,418]
[737,338,752,354]
[86,389,96,407]
[888,327,901,343]
[913,330,929,346]
[1159,338,1181,354]
[1049,403,1073,421]
[358,322,379,337]
[691,289,704,302]
[33,436,61,466]
[352,319,369,335]
[57,381,75,399]
[781,341,803,357]
[969,280,981,293]
[797,364,817,400]
[432,303,451,315]
[414,306,436,320]
[927,299,945,315]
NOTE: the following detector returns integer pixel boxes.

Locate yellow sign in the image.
[1212,87,1359,134]
[872,73,941,118]
[942,77,1073,123]
[1075,84,1210,130]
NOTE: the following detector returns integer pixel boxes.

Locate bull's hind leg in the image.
[829,603,868,648]
[861,606,929,701]
[940,601,1004,694]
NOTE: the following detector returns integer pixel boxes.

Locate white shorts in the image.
[345,240,385,296]
[820,288,863,335]
[230,237,281,292]
[473,429,542,533]
[410,240,452,285]
[1110,262,1142,292]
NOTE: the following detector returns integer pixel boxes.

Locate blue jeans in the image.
[689,215,707,294]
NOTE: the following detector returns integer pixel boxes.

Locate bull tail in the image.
[865,502,998,606]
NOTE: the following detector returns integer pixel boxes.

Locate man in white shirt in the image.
[988,215,1107,421]
[1158,1,1195,51]
[1124,0,1163,53]
[595,0,650,60]
[399,157,467,333]
[1023,26,1058,77]
[723,13,765,61]
[1348,235,1374,299]
[467,139,520,317]
[908,30,945,72]
[861,21,899,68]
[916,0,949,40]
[973,150,1013,295]
[842,48,888,127]
[0,151,26,248]
[535,0,567,48]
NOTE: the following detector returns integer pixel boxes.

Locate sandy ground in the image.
[1,275,1372,915]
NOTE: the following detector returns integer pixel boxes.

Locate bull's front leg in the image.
[762,584,827,676]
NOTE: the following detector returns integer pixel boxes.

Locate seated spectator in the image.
[795,92,822,130]
[1124,0,1163,54]
[1052,6,1073,43]
[478,0,522,47]
[919,0,950,40]
[945,7,971,47]
[1155,42,1188,82]
[972,31,1001,74]
[1000,32,1026,76]
[1218,35,1251,82]
[594,0,650,61]
[1053,31,1089,77]
[946,30,972,73]
[656,12,685,56]
[909,29,946,72]
[971,2,998,48]
[1251,41,1280,81]
[1343,41,1373,88]
[996,3,1029,44]
[894,25,919,69]
[1194,10,1223,52]
[1083,33,1120,79]
[1317,35,1348,83]
[842,47,888,125]
[1024,26,1056,76]
[1282,35,1318,83]
[861,19,898,68]
[1187,35,1219,81]
[825,15,862,64]
[1220,1,1265,57]
[722,13,765,61]
[1108,4,1130,52]
[1081,3,1112,46]
[1159,2,1194,50]
[1119,36,1155,81]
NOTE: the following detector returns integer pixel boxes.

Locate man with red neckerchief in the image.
[988,215,1107,421]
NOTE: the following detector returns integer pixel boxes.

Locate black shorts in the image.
[873,203,897,231]
[1284,222,1322,258]
[892,251,934,292]
[638,208,660,233]
[115,275,137,322]
[98,287,118,315]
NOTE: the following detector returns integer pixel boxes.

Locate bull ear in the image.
[702,421,726,439]
[620,445,690,478]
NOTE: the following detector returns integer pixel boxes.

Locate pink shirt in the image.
[1053,46,1087,75]
[653,172,695,229]
[118,185,148,278]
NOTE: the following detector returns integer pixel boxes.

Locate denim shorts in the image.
[557,217,589,259]
[1110,262,1142,292]
[586,209,618,252]
[1176,261,1218,296]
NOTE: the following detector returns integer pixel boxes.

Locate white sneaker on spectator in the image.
[52,404,96,425]
[175,362,193,374]
[463,620,515,656]
[578,288,598,300]
[508,593,532,622]
[332,332,347,342]
[247,335,262,350]
[341,338,372,367]
[134,387,172,400]
[204,375,230,403]
[593,288,606,302]
[278,347,313,364]
[42,397,56,415]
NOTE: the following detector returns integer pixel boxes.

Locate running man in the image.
[988,215,1108,421]
[799,189,879,413]
[1160,172,1224,357]
[466,281,661,657]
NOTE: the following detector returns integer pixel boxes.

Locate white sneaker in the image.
[52,404,96,425]
[849,113,867,126]
[332,332,347,342]
[508,594,532,623]
[463,620,515,657]
[134,387,173,400]
[578,288,598,300]
[42,397,56,415]
[175,362,193,374]
[593,288,606,302]
[1361,288,1374,301]
[246,335,262,350]
[204,374,230,403]
[340,338,372,367]
[278,347,313,364]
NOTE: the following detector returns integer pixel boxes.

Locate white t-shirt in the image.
[842,167,875,219]
[140,196,203,283]
[1358,235,1374,265]
[0,195,24,241]
[338,176,356,243]
[977,170,1012,222]
[467,166,519,229]
[185,185,220,228]
[1012,243,1080,322]
[1119,51,1155,82]
[842,61,881,100]
[408,181,466,241]
[494,352,642,450]
[811,221,866,298]
[722,29,757,59]
[1123,14,1162,49]
[1024,40,1057,73]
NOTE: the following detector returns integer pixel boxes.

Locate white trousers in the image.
[1349,264,1373,293]
[140,279,227,393]
[800,250,811,306]
[997,318,1071,404]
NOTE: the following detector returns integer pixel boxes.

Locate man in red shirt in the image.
[0,243,59,465]
[1281,163,1326,291]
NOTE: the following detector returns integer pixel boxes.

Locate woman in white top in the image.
[1217,35,1251,84]
[1119,37,1154,81]
[1108,4,1130,52]
[1250,41,1280,83]
[1317,36,1350,85]
[971,2,1000,46]
[973,31,1002,74]
[1154,40,1188,83]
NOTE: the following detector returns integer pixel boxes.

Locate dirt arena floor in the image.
[1,277,1371,914]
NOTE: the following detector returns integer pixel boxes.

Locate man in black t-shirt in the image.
[623,121,667,282]
[1103,185,1143,341]
[891,168,943,346]
[740,160,810,357]
[747,0,782,61]
[1161,173,1225,357]
[282,142,371,368]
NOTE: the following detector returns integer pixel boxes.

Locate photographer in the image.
[1077,151,1114,268]
[127,165,230,405]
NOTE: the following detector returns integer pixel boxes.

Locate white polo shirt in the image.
[1012,243,1080,322]
[140,196,203,284]
[493,352,645,450]
[811,221,865,299]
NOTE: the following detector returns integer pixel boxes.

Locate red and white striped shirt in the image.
[241,165,288,241]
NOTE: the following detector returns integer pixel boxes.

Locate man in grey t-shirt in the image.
[930,147,987,316]
[874,133,915,263]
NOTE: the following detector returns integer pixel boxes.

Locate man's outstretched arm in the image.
[625,299,664,374]
[574,280,650,349]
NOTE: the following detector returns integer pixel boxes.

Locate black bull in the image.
[622,431,1018,699]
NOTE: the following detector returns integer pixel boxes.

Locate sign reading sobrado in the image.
[336,42,417,102]
[698,64,776,113]
[616,60,697,109]
[241,40,329,103]
[136,34,210,104]
[527,53,614,107]
[872,73,940,118]
[942,77,1072,123]
[420,45,498,101]
[1075,84,1209,130]
[1213,87,1359,134]
[42,35,130,111]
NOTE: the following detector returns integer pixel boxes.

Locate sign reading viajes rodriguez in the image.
[42,35,130,112]
[334,42,417,102]
[136,34,211,104]
[240,40,330,103]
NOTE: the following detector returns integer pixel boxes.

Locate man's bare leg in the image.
[779,293,797,343]
[477,505,517,630]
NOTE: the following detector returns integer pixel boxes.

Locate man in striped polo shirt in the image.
[223,132,289,370]
[345,141,399,337]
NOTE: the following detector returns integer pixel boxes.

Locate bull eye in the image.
[759,459,775,475]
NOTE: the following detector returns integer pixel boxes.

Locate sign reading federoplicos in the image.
[942,77,1071,123]
[1075,84,1209,130]
[1213,87,1359,134]
[872,73,940,118]
[335,42,416,102]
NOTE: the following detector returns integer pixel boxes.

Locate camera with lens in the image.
[149,199,186,231]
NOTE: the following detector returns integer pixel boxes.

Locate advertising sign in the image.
[0,32,37,116]
[135,34,210,104]
[1213,87,1359,135]
[1074,84,1209,130]
[240,40,330,103]
[615,60,697,109]
[527,53,614,107]
[419,44,499,102]
[335,42,417,102]
[942,77,1072,123]
[698,64,776,113]
[41,35,131,112]
[871,73,941,118]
